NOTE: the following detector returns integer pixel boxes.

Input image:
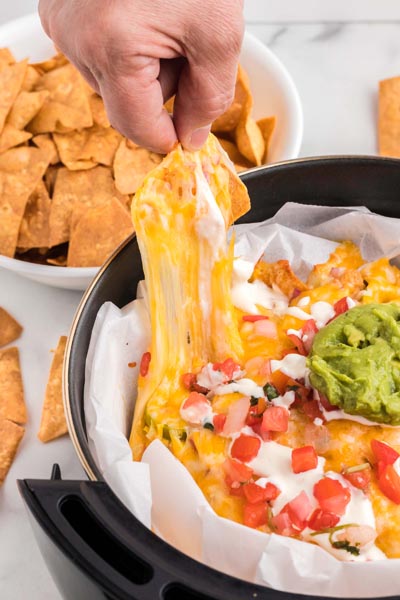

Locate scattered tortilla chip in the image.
[257,116,276,162]
[218,138,253,170]
[212,102,243,133]
[235,110,265,166]
[0,48,15,70]
[7,90,49,130]
[114,139,163,194]
[49,166,129,246]
[252,259,308,298]
[0,146,51,256]
[28,63,93,134]
[89,94,110,128]
[0,60,27,132]
[21,65,41,92]
[17,181,51,249]
[0,308,22,347]
[0,347,26,424]
[38,336,68,442]
[53,125,121,170]
[0,418,24,485]
[32,133,60,165]
[0,124,32,153]
[68,198,134,266]
[379,77,400,157]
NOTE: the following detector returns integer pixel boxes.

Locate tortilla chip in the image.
[49,166,129,246]
[0,308,22,347]
[17,181,51,249]
[114,139,163,194]
[379,77,400,157]
[7,90,49,130]
[32,133,60,165]
[252,259,308,298]
[0,48,15,71]
[0,347,26,424]
[53,125,122,170]
[212,102,243,134]
[257,116,276,162]
[27,63,93,134]
[0,124,32,153]
[32,52,68,74]
[38,336,68,442]
[89,94,110,128]
[0,418,24,485]
[0,146,51,256]
[21,65,41,92]
[235,112,265,166]
[164,96,175,113]
[68,197,134,267]
[44,164,60,197]
[0,60,27,132]
[47,255,67,266]
[218,138,253,171]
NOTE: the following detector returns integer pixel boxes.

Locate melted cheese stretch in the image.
[130,135,400,560]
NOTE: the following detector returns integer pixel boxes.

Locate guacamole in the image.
[308,303,400,425]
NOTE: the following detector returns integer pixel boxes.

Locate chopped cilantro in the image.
[331,540,360,556]
[250,396,259,406]
[263,383,279,400]
[287,385,299,392]
[203,422,214,431]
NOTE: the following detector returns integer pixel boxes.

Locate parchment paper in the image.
[84,203,400,598]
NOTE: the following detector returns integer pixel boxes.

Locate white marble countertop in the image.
[1,2,400,599]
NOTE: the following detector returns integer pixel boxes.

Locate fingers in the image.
[98,56,178,154]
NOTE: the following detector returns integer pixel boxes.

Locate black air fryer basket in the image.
[18,157,400,600]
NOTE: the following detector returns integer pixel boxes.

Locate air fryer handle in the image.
[18,465,173,600]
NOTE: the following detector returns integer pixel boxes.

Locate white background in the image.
[2,1,400,599]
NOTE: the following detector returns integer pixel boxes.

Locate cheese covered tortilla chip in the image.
[0,60,27,132]
[6,90,49,130]
[0,418,24,485]
[49,166,129,246]
[0,308,22,347]
[257,116,276,162]
[17,181,51,249]
[252,259,308,298]
[38,336,68,442]
[114,139,163,194]
[28,63,93,134]
[67,197,134,266]
[0,347,26,424]
[54,125,121,170]
[0,146,51,256]
[0,124,32,153]
[379,76,400,157]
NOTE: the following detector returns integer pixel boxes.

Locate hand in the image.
[39,0,244,153]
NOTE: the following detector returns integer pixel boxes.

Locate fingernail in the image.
[187,125,211,151]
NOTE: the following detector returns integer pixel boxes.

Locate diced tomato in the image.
[378,464,400,504]
[333,297,349,317]
[261,406,289,432]
[287,333,306,356]
[301,319,318,353]
[182,391,208,409]
[223,396,250,435]
[302,399,324,421]
[376,460,386,479]
[242,481,280,504]
[212,358,240,380]
[308,508,340,531]
[243,502,268,528]
[213,413,226,434]
[313,477,351,516]
[343,467,371,491]
[231,434,261,463]
[292,446,318,473]
[254,319,278,339]
[181,372,209,394]
[223,458,253,488]
[246,398,267,427]
[242,315,269,322]
[318,393,337,412]
[270,370,291,395]
[371,439,400,466]
[139,352,151,376]
[270,510,296,536]
[251,422,272,442]
[180,392,210,424]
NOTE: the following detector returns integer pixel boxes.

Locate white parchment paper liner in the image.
[84,203,400,598]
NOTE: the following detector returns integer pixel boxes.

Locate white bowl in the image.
[0,13,303,291]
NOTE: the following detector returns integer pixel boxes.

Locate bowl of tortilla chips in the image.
[0,13,303,290]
